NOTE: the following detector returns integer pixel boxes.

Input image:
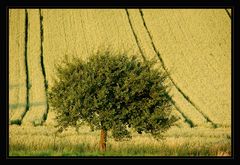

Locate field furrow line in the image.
[139,9,217,127]
[169,10,221,125]
[225,9,231,19]
[12,9,30,125]
[125,9,146,61]
[125,9,194,127]
[170,99,195,127]
[39,9,49,121]
[42,9,145,88]
[21,9,48,126]
[170,9,230,126]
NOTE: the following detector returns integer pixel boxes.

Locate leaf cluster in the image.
[48,51,177,140]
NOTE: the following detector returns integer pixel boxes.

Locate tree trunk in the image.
[99,128,107,152]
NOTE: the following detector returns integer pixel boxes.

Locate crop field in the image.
[9,9,231,156]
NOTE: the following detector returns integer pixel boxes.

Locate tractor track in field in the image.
[139,9,217,128]
[39,9,49,121]
[225,9,231,19]
[170,99,195,127]
[11,9,227,127]
[125,9,146,61]
[126,9,194,127]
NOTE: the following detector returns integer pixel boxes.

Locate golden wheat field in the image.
[9,9,231,156]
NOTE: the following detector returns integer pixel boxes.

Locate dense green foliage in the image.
[48,51,177,141]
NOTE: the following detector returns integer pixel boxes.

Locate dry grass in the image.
[9,123,231,156]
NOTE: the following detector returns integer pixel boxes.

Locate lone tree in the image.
[48,51,177,152]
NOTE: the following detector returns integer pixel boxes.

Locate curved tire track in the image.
[139,9,217,127]
[39,9,49,122]
[14,9,30,125]
[170,100,194,127]
[225,9,231,19]
[126,9,194,127]
[125,9,146,61]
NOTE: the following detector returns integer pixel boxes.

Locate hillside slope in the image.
[9,9,231,127]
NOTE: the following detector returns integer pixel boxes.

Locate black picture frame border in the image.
[1,0,239,160]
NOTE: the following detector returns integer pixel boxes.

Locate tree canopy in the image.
[48,51,177,151]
